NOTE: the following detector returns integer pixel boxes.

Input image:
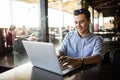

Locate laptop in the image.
[22,41,81,75]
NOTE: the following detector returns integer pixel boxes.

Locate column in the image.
[39,0,49,42]
[99,12,104,30]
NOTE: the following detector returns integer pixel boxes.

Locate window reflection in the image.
[48,1,75,48]
[10,0,41,67]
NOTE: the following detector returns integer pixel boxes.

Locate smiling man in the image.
[58,8,104,68]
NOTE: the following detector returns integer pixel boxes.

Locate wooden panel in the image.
[0,28,5,54]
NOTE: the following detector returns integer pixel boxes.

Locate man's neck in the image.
[78,31,89,38]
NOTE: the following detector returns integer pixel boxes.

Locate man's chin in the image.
[78,30,83,33]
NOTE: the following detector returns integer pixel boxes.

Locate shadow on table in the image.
[31,66,64,80]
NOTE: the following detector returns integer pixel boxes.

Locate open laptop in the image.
[22,41,81,75]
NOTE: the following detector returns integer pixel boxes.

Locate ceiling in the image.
[86,0,120,17]
[48,0,120,17]
[16,0,120,17]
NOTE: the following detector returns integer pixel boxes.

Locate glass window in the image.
[10,0,40,67]
[48,0,76,49]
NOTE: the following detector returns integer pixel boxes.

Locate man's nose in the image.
[77,23,82,28]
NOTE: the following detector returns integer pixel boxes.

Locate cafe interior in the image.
[0,0,120,79]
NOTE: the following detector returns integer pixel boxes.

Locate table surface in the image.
[0,61,120,80]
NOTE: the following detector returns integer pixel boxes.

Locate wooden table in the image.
[0,62,120,80]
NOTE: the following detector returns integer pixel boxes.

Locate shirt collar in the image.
[76,31,91,39]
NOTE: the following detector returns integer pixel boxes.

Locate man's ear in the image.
[88,19,91,24]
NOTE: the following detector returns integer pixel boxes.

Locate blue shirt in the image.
[59,31,104,58]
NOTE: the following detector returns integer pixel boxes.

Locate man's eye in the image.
[79,20,85,24]
[74,21,77,24]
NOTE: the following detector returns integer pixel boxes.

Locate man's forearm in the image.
[83,54,102,65]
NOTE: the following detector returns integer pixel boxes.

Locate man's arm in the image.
[57,51,83,67]
[82,54,102,65]
[58,51,102,67]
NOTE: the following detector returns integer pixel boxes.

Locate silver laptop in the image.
[22,41,81,75]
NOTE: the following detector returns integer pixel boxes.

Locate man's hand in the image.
[58,56,82,68]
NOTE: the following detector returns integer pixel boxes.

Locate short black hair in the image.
[73,8,90,20]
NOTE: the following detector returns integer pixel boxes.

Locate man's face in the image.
[74,14,90,35]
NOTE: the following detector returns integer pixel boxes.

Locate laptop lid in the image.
[22,41,63,75]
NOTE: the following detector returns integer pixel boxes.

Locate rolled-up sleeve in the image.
[59,33,69,56]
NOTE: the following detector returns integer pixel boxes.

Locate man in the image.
[58,8,104,68]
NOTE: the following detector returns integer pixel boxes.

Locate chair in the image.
[110,49,120,66]
[101,51,111,65]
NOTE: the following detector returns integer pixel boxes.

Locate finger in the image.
[60,60,65,66]
[59,56,66,61]
[62,62,69,68]
[60,59,70,67]
[59,56,69,64]
[60,59,67,65]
